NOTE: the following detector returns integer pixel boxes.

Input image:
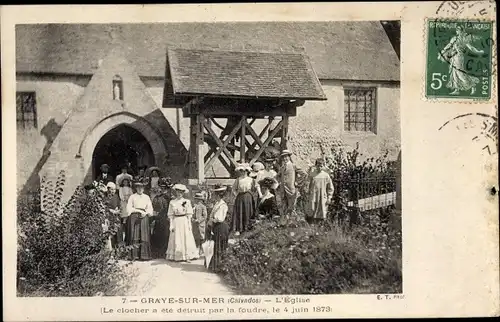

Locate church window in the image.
[16,91,37,129]
[343,87,377,133]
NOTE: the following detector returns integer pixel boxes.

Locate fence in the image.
[333,172,397,212]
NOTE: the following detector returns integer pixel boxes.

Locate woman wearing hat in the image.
[231,163,257,236]
[126,181,154,261]
[257,177,280,220]
[145,166,162,200]
[206,184,230,272]
[166,184,198,262]
[117,173,134,236]
[151,177,173,259]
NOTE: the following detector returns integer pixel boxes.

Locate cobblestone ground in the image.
[121,257,234,296]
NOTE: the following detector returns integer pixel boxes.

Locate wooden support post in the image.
[197,114,205,184]
[281,115,289,150]
[240,116,246,162]
[188,116,198,180]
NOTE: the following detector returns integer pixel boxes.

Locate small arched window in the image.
[112,75,124,100]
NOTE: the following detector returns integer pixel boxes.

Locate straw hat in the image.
[280,150,293,158]
[194,192,205,199]
[172,183,189,192]
[117,174,133,186]
[146,166,161,177]
[100,164,110,171]
[235,162,252,172]
[133,180,145,187]
[106,182,116,190]
[252,162,265,171]
[212,184,227,192]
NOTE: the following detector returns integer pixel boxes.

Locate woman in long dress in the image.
[126,181,154,260]
[117,174,133,242]
[439,25,485,95]
[207,184,230,272]
[231,163,256,236]
[166,184,199,262]
[151,178,172,259]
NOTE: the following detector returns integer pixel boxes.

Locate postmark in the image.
[438,112,498,156]
[425,19,494,100]
[436,1,496,17]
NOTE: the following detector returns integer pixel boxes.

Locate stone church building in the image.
[16,22,400,201]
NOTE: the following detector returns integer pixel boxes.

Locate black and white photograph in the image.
[15,21,402,297]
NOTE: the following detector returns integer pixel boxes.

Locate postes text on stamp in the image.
[426,19,494,100]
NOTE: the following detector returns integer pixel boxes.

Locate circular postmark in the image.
[438,112,498,156]
[436,1,495,17]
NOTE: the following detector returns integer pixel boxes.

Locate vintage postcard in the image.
[1,2,498,321]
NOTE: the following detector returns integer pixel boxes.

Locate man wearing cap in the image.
[278,150,298,216]
[307,158,334,224]
[96,164,114,185]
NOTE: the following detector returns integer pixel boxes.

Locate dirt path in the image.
[122,257,234,296]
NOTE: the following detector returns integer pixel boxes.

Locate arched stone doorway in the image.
[92,124,155,179]
[79,112,169,183]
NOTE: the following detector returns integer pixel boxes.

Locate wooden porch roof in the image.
[163,48,326,106]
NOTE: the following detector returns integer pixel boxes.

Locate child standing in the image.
[192,192,208,256]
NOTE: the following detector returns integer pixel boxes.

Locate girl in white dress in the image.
[166,184,199,262]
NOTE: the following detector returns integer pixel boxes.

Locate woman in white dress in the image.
[166,184,199,262]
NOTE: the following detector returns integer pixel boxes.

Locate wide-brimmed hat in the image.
[100,164,110,171]
[235,162,252,172]
[194,192,205,199]
[133,180,145,187]
[280,150,293,158]
[106,182,116,189]
[252,162,265,171]
[258,177,278,189]
[172,183,189,192]
[146,166,161,177]
[117,174,133,186]
[158,177,172,188]
[212,184,227,192]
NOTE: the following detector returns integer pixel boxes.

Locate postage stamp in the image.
[425,19,494,100]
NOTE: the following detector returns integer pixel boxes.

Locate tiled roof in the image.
[167,48,326,100]
[16,22,400,81]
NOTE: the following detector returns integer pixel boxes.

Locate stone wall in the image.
[17,74,400,195]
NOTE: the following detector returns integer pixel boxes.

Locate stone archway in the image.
[79,112,169,182]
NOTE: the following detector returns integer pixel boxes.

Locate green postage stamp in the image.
[425,19,494,100]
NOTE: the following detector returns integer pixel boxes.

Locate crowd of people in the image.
[86,149,336,272]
